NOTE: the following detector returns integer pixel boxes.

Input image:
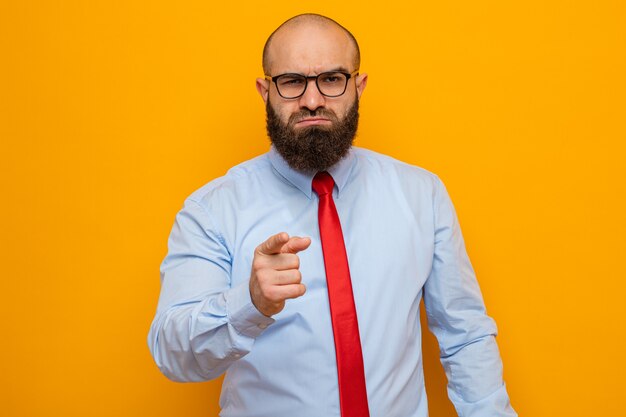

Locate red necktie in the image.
[312,171,370,417]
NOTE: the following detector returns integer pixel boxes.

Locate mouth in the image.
[295,117,332,127]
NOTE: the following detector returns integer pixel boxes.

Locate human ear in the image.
[355,73,368,99]
[256,78,270,103]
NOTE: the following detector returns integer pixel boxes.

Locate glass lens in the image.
[317,72,348,97]
[276,74,307,98]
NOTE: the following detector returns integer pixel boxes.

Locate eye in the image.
[278,76,305,87]
[319,73,344,84]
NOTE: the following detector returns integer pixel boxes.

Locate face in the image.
[256,23,368,172]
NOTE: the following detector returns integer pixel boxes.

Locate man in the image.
[148,13,516,417]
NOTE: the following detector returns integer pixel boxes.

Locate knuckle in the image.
[260,284,272,299]
[278,271,291,284]
[252,257,265,272]
[255,242,267,254]
[288,269,301,283]
[283,241,294,253]
[278,253,297,269]
[289,254,300,269]
[255,268,271,283]
[287,284,305,299]
[265,287,280,302]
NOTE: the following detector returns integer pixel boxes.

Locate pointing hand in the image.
[249,232,311,317]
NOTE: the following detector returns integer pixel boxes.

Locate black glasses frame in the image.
[265,70,359,99]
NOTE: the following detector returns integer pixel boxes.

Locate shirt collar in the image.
[268,146,356,199]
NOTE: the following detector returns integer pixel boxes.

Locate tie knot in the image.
[312,172,335,196]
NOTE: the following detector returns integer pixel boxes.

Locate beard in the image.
[266,98,359,172]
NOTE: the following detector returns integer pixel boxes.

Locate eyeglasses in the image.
[265,70,359,99]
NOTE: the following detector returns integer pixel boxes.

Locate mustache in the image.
[288,108,339,125]
[266,97,359,172]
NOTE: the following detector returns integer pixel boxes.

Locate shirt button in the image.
[259,323,268,329]
[233,353,241,358]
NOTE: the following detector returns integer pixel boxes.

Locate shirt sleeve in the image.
[423,176,517,417]
[147,198,274,382]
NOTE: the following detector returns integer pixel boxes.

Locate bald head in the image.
[262,14,360,75]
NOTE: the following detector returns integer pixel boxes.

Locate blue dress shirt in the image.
[148,146,516,417]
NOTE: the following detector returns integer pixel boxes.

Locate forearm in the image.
[148,282,273,382]
[425,175,516,416]
[147,198,276,381]
[439,333,516,417]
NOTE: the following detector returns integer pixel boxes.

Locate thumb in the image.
[280,236,312,254]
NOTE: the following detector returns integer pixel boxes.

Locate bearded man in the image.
[148,13,517,417]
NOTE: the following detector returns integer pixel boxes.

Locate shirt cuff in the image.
[448,383,517,417]
[225,282,275,339]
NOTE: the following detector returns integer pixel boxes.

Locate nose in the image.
[298,78,326,111]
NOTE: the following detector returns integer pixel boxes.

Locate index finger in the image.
[256,232,290,256]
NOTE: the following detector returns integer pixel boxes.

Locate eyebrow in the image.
[327,66,350,73]
[276,67,351,76]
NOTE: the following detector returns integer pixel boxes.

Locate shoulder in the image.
[186,152,273,207]
[352,147,442,187]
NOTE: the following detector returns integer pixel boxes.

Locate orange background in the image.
[1,1,625,416]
